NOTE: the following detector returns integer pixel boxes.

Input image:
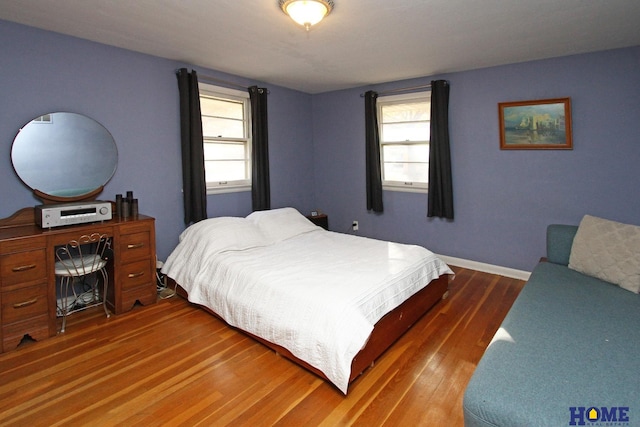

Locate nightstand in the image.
[307,213,328,230]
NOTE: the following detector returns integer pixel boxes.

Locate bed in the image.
[162,207,453,394]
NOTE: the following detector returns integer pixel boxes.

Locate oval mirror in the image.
[11,112,118,201]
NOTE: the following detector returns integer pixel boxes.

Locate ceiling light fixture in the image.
[279,0,334,31]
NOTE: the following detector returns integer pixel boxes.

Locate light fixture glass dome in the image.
[280,0,334,31]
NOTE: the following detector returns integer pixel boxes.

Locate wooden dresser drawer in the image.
[2,283,48,324]
[120,231,151,261]
[120,286,156,312]
[2,314,50,352]
[0,236,46,254]
[121,258,154,291]
[0,249,47,288]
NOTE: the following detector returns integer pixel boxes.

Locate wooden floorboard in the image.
[0,267,524,426]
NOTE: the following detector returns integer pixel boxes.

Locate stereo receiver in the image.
[36,201,112,228]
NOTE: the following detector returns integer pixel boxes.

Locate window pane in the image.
[199,85,251,189]
[383,144,429,162]
[383,162,429,183]
[381,102,429,123]
[382,122,430,142]
[205,160,248,182]
[202,116,244,138]
[204,142,246,160]
[378,93,430,189]
[200,97,244,120]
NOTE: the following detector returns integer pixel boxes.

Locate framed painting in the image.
[499,97,572,150]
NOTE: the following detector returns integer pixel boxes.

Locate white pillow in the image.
[179,216,272,253]
[568,215,640,294]
[246,207,321,242]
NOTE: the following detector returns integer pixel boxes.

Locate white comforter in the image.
[162,208,452,393]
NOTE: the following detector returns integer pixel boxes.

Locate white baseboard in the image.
[438,255,531,281]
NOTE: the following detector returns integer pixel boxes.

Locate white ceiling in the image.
[1,0,640,94]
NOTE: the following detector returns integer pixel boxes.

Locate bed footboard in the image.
[349,274,449,381]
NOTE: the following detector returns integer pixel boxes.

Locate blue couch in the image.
[463,225,640,427]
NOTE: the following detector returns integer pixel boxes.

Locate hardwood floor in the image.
[0,267,524,426]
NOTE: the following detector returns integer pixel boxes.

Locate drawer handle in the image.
[128,271,145,278]
[12,264,37,272]
[13,297,38,309]
[127,243,144,249]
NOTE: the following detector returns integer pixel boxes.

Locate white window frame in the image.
[377,92,431,193]
[199,83,252,194]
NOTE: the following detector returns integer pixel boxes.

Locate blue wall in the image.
[1,19,639,272]
[313,48,640,271]
[0,20,314,261]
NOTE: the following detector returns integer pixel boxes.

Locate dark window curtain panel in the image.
[249,86,270,211]
[427,80,454,219]
[176,68,207,225]
[365,90,384,212]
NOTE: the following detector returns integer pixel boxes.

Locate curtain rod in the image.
[360,83,431,97]
[176,68,269,93]
[198,73,250,91]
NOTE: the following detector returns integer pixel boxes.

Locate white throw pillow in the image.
[247,207,321,242]
[568,215,640,294]
[179,216,272,253]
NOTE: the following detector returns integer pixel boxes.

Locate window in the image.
[199,84,251,193]
[378,92,430,192]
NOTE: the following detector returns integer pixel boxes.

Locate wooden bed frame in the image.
[170,273,450,388]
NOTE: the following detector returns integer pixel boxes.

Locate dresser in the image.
[0,208,157,353]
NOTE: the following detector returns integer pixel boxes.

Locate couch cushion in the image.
[463,262,640,427]
[546,224,578,266]
[569,215,640,294]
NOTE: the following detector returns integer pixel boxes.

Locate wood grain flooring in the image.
[0,267,524,426]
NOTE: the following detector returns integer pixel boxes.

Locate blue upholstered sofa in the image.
[463,224,640,427]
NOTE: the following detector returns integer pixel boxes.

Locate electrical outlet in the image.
[352,220,359,231]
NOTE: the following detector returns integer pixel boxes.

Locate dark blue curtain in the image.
[427,80,454,219]
[365,91,384,212]
[249,86,270,211]
[176,68,207,224]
